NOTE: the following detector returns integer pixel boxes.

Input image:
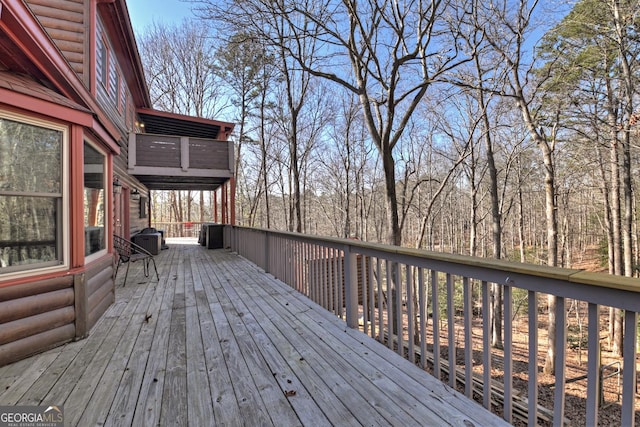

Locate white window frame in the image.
[0,110,69,280]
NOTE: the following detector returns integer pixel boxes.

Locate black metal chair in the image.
[113,234,159,286]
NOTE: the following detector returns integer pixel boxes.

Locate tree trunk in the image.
[541,142,558,375]
[381,145,401,334]
[476,59,503,348]
[517,158,526,263]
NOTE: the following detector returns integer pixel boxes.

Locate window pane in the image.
[0,117,62,193]
[84,142,105,256]
[97,35,106,85]
[108,60,118,100]
[0,196,60,269]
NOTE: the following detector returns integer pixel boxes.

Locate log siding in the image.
[85,256,114,331]
[0,255,114,367]
[0,275,75,366]
[25,0,88,81]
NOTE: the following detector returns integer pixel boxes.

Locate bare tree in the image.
[139,19,230,225]
[139,20,228,118]
[476,0,563,373]
[207,0,474,245]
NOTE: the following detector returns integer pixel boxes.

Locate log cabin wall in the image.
[0,255,114,367]
[128,195,148,235]
[25,0,89,86]
[85,256,114,330]
[0,275,76,366]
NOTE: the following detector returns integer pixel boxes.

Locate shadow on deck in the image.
[0,239,507,426]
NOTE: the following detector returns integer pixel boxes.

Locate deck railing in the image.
[224,225,639,426]
[128,133,233,176]
[151,221,207,238]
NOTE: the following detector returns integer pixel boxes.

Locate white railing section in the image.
[224,226,639,426]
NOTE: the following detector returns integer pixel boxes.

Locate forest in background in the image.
[141,0,639,276]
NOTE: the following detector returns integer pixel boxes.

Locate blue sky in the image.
[126,0,195,33]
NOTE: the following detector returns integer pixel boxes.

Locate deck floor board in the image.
[0,239,509,426]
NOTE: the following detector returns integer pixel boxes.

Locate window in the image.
[96,19,122,109]
[0,114,66,274]
[108,60,118,101]
[120,77,127,114]
[96,33,107,87]
[84,142,106,257]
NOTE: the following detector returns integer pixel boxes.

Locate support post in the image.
[230,176,236,225]
[213,189,218,222]
[222,182,228,223]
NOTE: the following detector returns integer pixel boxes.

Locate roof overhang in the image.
[137,108,235,140]
[0,0,123,152]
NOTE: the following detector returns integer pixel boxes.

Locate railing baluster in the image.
[552,296,566,427]
[326,246,332,311]
[285,240,290,286]
[321,245,327,309]
[301,242,308,296]
[463,276,473,398]
[432,270,441,380]
[482,280,491,410]
[504,283,513,423]
[328,247,335,314]
[292,240,296,291]
[316,244,322,304]
[335,248,342,318]
[407,265,415,364]
[419,267,427,370]
[395,263,403,357]
[528,291,539,427]
[362,255,368,335]
[377,258,383,343]
[337,248,344,319]
[387,260,394,351]
[446,273,456,388]
[316,244,322,306]
[296,240,302,293]
[273,236,278,279]
[368,256,375,339]
[621,309,637,427]
[585,302,600,427]
[310,244,316,303]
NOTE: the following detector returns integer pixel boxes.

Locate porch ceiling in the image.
[134,175,228,191]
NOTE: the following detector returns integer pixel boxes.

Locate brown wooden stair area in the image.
[0,239,508,426]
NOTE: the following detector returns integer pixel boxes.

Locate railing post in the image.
[264,231,270,273]
[128,132,136,171]
[232,226,238,252]
[621,310,638,427]
[180,137,189,171]
[344,244,358,329]
[234,225,239,252]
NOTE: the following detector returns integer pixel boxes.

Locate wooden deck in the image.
[0,239,508,426]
